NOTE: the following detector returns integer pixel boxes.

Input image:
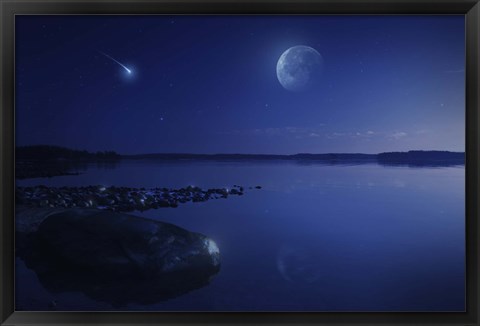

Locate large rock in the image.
[17,208,220,306]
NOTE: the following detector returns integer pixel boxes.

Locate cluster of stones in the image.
[15,184,261,212]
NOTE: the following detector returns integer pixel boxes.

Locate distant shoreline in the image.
[15,146,465,180]
[16,145,464,162]
[121,151,464,162]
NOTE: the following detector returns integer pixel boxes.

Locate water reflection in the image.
[277,244,323,284]
[20,255,218,307]
[15,161,465,311]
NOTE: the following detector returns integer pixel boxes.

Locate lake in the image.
[15,159,465,311]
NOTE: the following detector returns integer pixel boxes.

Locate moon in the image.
[276,45,323,92]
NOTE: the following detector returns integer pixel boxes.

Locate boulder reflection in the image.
[17,209,221,307]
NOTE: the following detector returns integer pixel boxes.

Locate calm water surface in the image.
[16,160,465,311]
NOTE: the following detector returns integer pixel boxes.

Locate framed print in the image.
[1,0,479,325]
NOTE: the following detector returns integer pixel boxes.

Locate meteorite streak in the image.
[99,51,132,74]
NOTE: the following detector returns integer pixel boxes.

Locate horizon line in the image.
[15,145,466,156]
[123,150,465,156]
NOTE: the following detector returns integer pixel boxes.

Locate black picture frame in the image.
[1,0,479,325]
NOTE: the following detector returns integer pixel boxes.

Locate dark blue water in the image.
[16,160,465,311]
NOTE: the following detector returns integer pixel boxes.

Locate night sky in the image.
[16,15,465,155]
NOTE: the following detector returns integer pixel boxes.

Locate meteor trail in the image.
[98,51,132,74]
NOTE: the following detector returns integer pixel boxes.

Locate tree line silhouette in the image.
[16,145,121,161]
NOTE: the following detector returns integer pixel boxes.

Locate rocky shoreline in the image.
[16,184,261,212]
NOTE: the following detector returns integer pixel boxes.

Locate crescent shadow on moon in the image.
[276,45,323,92]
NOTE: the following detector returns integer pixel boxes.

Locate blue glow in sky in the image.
[15,15,465,154]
